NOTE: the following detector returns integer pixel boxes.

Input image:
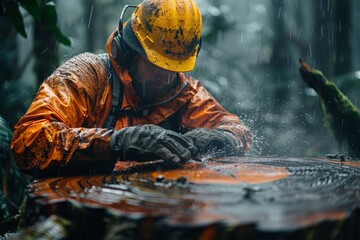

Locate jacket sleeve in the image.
[181,79,253,151]
[11,53,114,176]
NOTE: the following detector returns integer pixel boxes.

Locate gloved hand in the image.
[110,124,197,164]
[184,128,243,157]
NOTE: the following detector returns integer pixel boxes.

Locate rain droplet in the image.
[88,5,94,29]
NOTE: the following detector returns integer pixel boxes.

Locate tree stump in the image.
[23,157,360,239]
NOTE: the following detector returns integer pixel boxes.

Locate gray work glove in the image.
[110,124,197,164]
[184,128,243,157]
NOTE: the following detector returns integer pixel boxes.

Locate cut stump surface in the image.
[24,157,360,239]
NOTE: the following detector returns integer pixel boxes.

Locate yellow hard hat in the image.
[123,0,202,72]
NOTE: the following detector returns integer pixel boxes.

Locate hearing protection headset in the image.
[111,5,137,65]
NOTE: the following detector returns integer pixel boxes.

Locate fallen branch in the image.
[299,59,360,157]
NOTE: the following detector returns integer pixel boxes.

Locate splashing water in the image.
[193,145,248,163]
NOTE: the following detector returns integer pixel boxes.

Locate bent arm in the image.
[182,80,253,152]
[11,53,113,176]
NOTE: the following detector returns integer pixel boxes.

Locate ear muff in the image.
[111,32,127,64]
[111,5,137,65]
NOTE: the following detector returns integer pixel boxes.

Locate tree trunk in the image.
[0,16,17,84]
[0,16,18,122]
[270,0,291,112]
[334,0,352,76]
[313,0,332,74]
[34,1,59,84]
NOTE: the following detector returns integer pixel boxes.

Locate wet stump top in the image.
[24,157,360,239]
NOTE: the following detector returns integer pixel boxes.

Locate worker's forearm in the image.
[11,120,113,176]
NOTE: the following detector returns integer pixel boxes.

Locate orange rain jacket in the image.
[11,32,252,176]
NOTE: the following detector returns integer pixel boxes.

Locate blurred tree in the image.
[200,1,236,44]
[0,0,71,50]
[269,0,290,112]
[0,0,72,123]
[0,15,18,125]
[313,0,352,77]
[333,0,352,76]
[0,16,17,84]
[253,0,298,156]
[34,0,59,84]
[313,0,332,74]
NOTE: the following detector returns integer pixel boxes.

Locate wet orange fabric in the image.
[11,32,252,174]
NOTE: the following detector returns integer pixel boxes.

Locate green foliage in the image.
[39,1,71,46]
[0,116,29,221]
[2,0,71,46]
[3,0,27,37]
[18,0,41,19]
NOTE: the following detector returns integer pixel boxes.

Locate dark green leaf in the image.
[18,0,41,20]
[39,2,71,46]
[50,26,71,46]
[40,1,57,26]
[4,1,27,38]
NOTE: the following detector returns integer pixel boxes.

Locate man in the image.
[11,0,252,177]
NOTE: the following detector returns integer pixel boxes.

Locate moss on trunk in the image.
[299,59,360,157]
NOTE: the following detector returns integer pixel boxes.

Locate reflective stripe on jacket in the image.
[11,32,252,175]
